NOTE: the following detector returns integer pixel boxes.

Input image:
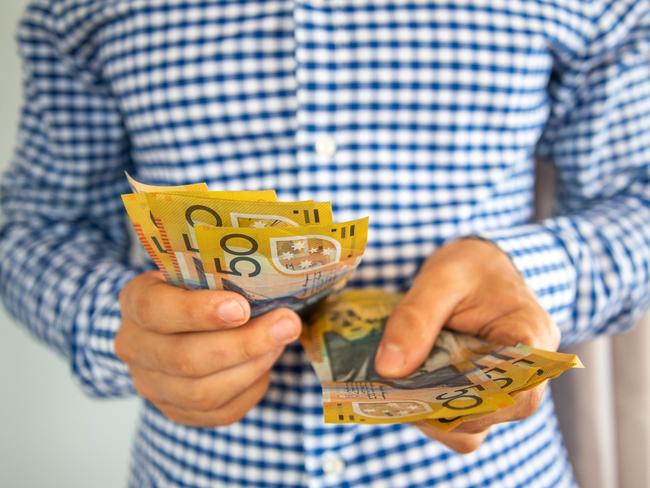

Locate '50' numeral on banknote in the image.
[213,233,262,277]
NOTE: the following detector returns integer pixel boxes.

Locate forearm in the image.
[0,217,147,397]
[479,0,650,345]
[480,181,650,345]
[0,1,147,397]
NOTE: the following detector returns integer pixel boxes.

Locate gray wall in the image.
[0,2,139,487]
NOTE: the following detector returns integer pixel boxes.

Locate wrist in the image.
[437,236,518,276]
[455,235,521,275]
[470,225,577,334]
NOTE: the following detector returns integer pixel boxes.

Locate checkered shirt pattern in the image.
[2,0,649,486]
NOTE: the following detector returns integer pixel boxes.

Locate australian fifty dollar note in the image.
[195,218,369,317]
[302,289,582,426]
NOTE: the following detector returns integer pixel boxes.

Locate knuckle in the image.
[118,273,143,309]
[213,375,270,426]
[511,327,538,347]
[215,375,271,426]
[211,408,247,427]
[497,291,525,311]
[391,302,427,334]
[205,340,229,367]
[158,405,213,429]
[533,305,553,325]
[131,375,154,402]
[185,294,208,325]
[159,407,188,426]
[393,302,419,323]
[173,348,201,377]
[187,384,215,412]
[258,349,282,373]
[514,392,540,420]
[238,336,258,363]
[118,286,129,312]
[546,321,561,349]
[114,328,131,363]
[512,291,531,308]
[526,306,560,349]
[453,437,483,454]
[390,302,433,348]
[132,289,153,326]
[257,372,271,392]
[251,374,272,401]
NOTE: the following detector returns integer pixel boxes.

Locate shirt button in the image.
[322,453,346,476]
[314,135,337,158]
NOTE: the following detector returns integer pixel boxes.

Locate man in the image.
[1,0,648,486]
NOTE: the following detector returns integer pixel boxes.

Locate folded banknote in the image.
[301,289,583,428]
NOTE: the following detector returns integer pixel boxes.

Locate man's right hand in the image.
[115,271,302,427]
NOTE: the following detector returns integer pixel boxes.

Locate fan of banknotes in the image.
[122,174,368,317]
[122,176,582,430]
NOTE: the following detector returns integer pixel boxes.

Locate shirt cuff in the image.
[70,263,148,398]
[475,224,577,333]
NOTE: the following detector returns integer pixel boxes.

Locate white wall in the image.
[0,2,140,487]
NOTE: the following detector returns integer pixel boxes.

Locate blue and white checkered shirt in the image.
[2,0,650,486]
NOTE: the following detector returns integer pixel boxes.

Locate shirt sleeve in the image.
[0,2,145,397]
[479,0,650,346]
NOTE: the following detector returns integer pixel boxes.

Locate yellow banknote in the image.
[145,192,308,287]
[424,345,583,431]
[322,368,513,424]
[122,180,277,283]
[122,193,180,282]
[155,189,277,201]
[303,289,491,383]
[423,350,542,431]
[125,172,209,193]
[195,218,368,316]
[122,176,209,281]
[517,345,584,370]
[303,289,581,426]
[304,289,514,423]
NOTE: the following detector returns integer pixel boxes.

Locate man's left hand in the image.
[374,238,561,454]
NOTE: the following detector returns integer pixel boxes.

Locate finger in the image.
[130,348,283,411]
[119,307,302,377]
[375,262,463,378]
[415,421,490,454]
[156,373,271,427]
[471,302,560,352]
[121,271,251,333]
[452,384,547,434]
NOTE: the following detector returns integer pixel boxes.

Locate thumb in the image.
[374,277,462,378]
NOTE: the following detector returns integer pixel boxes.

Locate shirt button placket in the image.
[294,3,350,486]
[294,0,342,203]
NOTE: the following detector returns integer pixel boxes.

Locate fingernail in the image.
[376,343,406,376]
[216,300,246,324]
[271,318,300,343]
